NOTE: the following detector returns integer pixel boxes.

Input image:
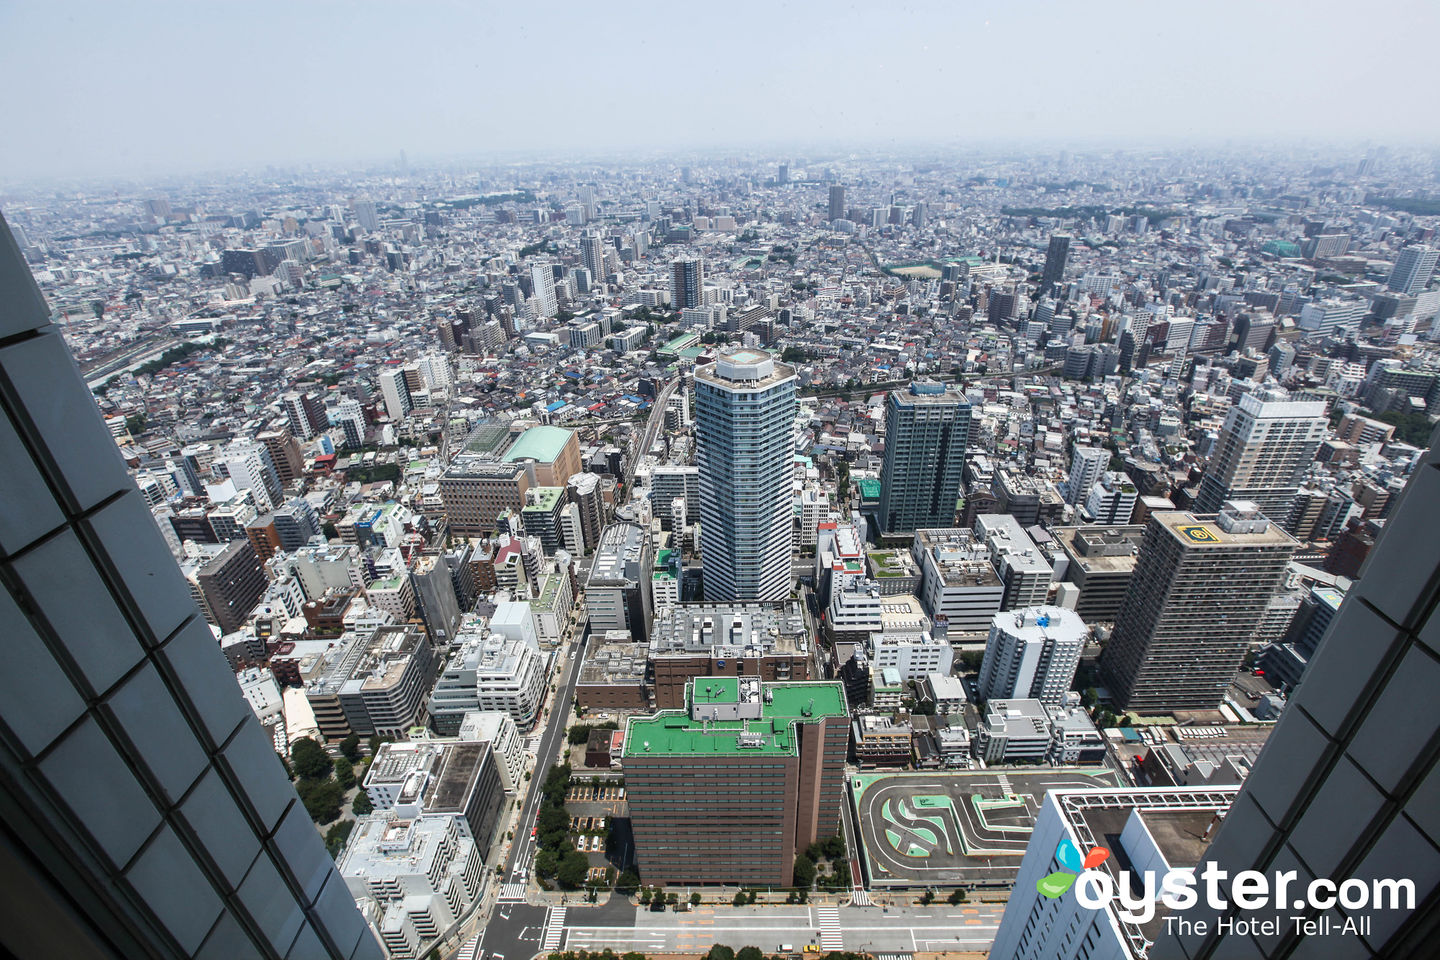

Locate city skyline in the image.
[4,38,1440,951]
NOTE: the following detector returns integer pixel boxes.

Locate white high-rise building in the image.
[1083,471,1138,524]
[530,263,558,318]
[991,786,1238,960]
[220,439,284,512]
[696,349,797,601]
[338,396,366,448]
[416,353,453,392]
[1195,390,1329,521]
[1386,244,1438,295]
[1065,445,1108,505]
[378,367,413,422]
[976,606,1087,704]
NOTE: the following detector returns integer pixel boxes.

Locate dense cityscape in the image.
[1,142,1437,960]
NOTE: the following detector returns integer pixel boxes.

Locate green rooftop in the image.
[522,486,564,512]
[857,477,882,501]
[868,549,911,577]
[624,678,847,758]
[502,425,574,464]
[653,548,678,579]
[463,422,512,456]
[658,333,701,356]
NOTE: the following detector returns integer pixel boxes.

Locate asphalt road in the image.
[469,626,591,960]
[563,902,1007,954]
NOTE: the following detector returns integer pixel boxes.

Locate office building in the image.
[1083,471,1138,524]
[439,460,531,538]
[1051,525,1145,622]
[867,626,953,682]
[587,521,654,642]
[1041,232,1071,295]
[410,554,462,645]
[359,741,504,845]
[221,440,285,513]
[976,606,1087,704]
[670,257,705,309]
[0,213,378,958]
[340,814,486,960]
[195,539,267,634]
[566,472,606,551]
[283,390,328,441]
[1065,445,1108,505]
[1101,502,1298,711]
[378,367,413,422]
[974,698,1054,764]
[337,397,366,449]
[428,624,547,734]
[304,625,436,740]
[695,349,797,601]
[581,232,607,286]
[878,382,971,534]
[1260,584,1345,690]
[913,527,1007,632]
[456,711,526,794]
[1194,391,1329,521]
[1151,433,1440,959]
[649,464,699,530]
[648,601,815,709]
[992,786,1238,960]
[828,184,846,222]
[519,486,565,555]
[623,677,848,885]
[529,262,557,317]
[976,513,1053,611]
[1385,244,1437,295]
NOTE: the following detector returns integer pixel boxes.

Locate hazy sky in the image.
[2,0,1437,181]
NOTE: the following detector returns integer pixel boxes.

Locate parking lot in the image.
[564,779,633,874]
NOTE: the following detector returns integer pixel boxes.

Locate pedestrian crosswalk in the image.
[542,906,567,951]
[996,773,1013,797]
[455,934,481,960]
[850,887,871,906]
[816,906,842,951]
[499,882,528,901]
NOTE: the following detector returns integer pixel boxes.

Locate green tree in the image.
[736,947,764,960]
[535,847,559,880]
[290,737,332,781]
[339,734,363,762]
[324,819,354,857]
[948,888,968,904]
[707,946,736,960]
[556,848,589,889]
[690,892,702,908]
[297,779,344,823]
[352,791,374,816]
[125,412,146,435]
[921,888,936,905]
[615,868,641,894]
[91,299,105,318]
[792,854,816,888]
[334,756,355,790]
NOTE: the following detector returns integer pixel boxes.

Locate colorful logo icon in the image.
[1177,524,1220,544]
[1036,838,1110,898]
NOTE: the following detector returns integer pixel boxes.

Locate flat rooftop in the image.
[502,425,574,464]
[624,679,845,758]
[1053,525,1145,574]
